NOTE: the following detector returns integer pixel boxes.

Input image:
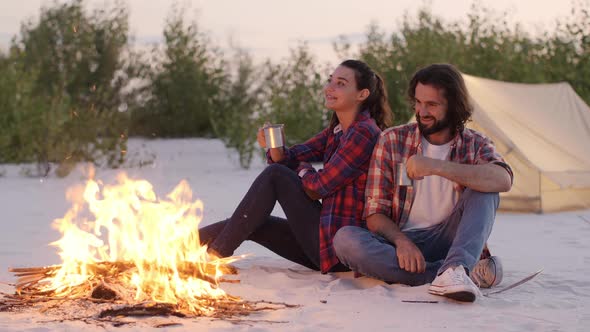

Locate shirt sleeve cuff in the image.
[298,168,310,178]
[266,147,288,164]
[491,161,514,184]
[295,161,313,174]
[362,198,392,220]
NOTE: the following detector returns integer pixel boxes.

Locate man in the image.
[332,63,513,302]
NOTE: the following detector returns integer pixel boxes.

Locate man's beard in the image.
[416,113,451,136]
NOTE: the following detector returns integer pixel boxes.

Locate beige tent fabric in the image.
[462,74,590,212]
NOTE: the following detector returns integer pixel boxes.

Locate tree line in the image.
[0,0,588,174]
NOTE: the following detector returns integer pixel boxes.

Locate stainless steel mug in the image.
[263,124,285,148]
[396,163,413,186]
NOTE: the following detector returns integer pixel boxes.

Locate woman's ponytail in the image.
[368,73,393,130]
[336,60,393,130]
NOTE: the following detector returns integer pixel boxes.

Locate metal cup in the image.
[263,124,285,148]
[396,163,413,187]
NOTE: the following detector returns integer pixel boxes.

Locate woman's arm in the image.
[264,127,330,169]
[298,124,379,198]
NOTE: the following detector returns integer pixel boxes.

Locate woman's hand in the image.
[303,187,322,201]
[258,122,285,162]
[256,123,269,148]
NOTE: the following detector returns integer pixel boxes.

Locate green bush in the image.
[1,1,588,172]
[210,47,261,168]
[210,43,328,169]
[130,8,225,138]
[0,0,134,176]
[336,3,590,124]
[258,43,328,147]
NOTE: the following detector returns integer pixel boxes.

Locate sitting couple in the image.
[199,60,513,303]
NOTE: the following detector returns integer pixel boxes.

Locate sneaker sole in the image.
[445,291,476,303]
[489,256,503,287]
[429,287,477,303]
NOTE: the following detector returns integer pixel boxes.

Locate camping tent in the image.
[461,74,590,213]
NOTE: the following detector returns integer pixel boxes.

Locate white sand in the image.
[0,138,588,331]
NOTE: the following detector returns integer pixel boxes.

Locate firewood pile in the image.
[0,261,298,327]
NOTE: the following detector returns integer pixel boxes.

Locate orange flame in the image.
[40,171,237,313]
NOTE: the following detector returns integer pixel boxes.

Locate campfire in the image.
[0,171,295,326]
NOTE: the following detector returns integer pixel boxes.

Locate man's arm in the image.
[363,131,426,274]
[407,155,512,192]
[366,213,426,274]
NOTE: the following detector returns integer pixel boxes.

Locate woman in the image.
[199,59,392,273]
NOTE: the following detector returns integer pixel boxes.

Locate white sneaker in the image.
[470,256,503,289]
[428,266,481,302]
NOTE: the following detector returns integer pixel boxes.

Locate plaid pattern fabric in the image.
[364,122,513,258]
[268,111,381,272]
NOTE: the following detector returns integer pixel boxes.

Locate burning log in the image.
[2,262,298,323]
[99,303,186,318]
[91,283,118,300]
[6,260,241,311]
[0,173,298,326]
[10,261,238,294]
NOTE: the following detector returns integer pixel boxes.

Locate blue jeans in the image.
[333,189,499,286]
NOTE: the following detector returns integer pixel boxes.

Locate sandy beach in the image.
[0,138,587,331]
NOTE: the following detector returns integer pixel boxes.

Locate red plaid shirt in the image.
[268,111,381,272]
[364,123,513,257]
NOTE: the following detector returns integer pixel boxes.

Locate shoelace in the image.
[450,268,467,284]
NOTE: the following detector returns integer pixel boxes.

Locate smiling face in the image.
[414,82,451,138]
[323,65,369,112]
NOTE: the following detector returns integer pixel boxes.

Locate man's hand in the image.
[406,154,439,180]
[366,213,426,274]
[395,237,426,273]
[407,155,512,192]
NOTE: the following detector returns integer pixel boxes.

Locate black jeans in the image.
[199,163,347,272]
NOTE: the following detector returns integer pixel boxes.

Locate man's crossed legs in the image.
[333,189,502,302]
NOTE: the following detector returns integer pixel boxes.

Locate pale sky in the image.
[0,0,577,65]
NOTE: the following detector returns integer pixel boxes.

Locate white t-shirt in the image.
[402,137,459,231]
